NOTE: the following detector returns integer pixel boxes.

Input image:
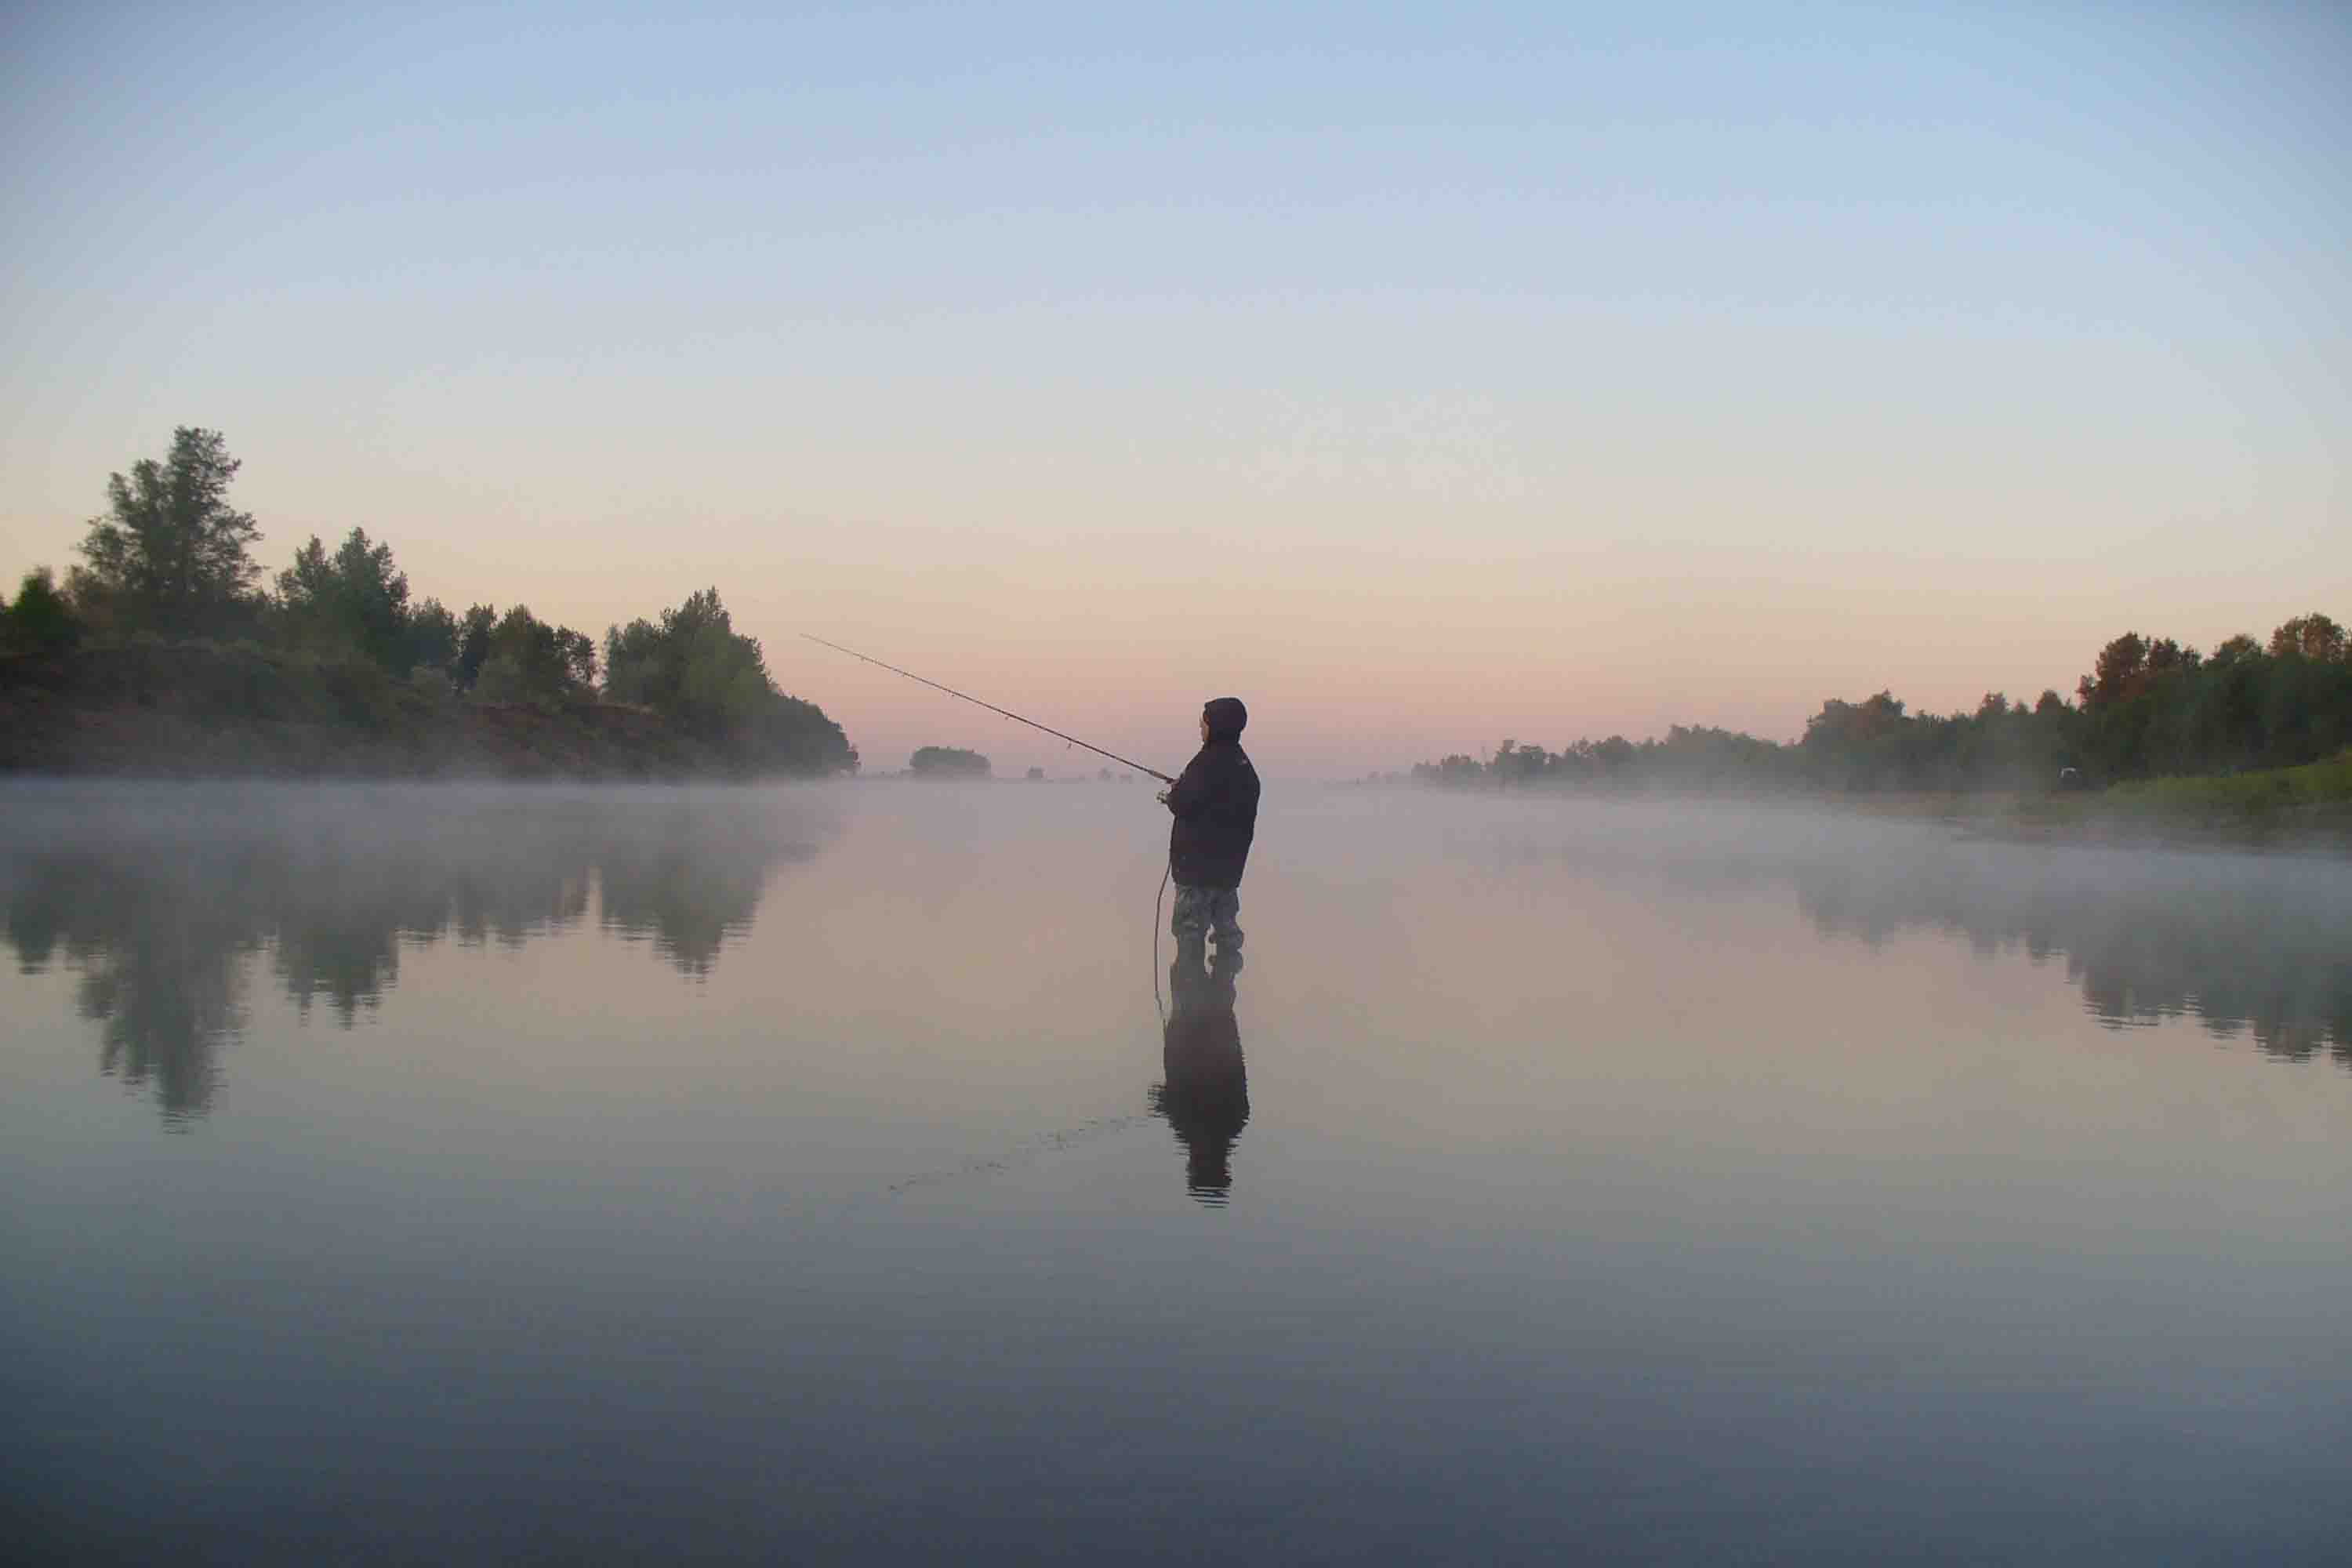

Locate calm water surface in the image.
[4,780,2350,1564]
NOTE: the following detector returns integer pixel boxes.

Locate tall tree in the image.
[454,603,499,689]
[404,598,460,676]
[2077,632,2148,711]
[73,427,263,636]
[2269,613,2347,663]
[472,605,597,706]
[275,527,413,670]
[603,587,857,773]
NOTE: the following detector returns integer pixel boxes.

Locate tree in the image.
[909,746,991,778]
[604,588,766,735]
[275,527,414,670]
[2269,613,2347,664]
[73,427,263,636]
[454,603,499,689]
[602,587,857,773]
[1490,739,1552,786]
[5,568,81,654]
[404,598,459,676]
[2077,633,2147,711]
[472,605,596,707]
[2209,633,2263,669]
[1798,693,1921,790]
[1411,753,1486,786]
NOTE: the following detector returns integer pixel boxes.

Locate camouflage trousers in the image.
[1170,883,1243,950]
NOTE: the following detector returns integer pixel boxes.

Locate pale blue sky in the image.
[5,2,2346,772]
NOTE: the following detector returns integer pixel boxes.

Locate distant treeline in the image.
[1411,616,2352,794]
[1,427,856,775]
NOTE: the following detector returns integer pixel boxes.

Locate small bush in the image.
[6,569,81,654]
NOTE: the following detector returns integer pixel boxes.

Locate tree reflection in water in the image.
[1472,808,2352,1071]
[7,848,259,1127]
[1151,946,1250,1206]
[0,786,836,1123]
[1791,845,2352,1067]
[597,809,814,978]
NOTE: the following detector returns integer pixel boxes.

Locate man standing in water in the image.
[1160,697,1260,957]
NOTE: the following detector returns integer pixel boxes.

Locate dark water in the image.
[4,781,2349,1565]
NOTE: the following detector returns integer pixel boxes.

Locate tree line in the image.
[1,427,857,774]
[1411,615,2352,794]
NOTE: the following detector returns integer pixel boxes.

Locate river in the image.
[4,779,2347,1564]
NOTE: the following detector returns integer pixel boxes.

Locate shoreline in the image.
[0,642,840,782]
[1356,781,2352,854]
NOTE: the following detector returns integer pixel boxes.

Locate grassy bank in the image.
[0,640,794,780]
[1989,752,2352,848]
[2105,750,2352,812]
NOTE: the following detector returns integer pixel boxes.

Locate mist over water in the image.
[3,780,2348,1563]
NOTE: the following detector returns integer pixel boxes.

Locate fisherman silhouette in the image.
[1152,944,1250,1206]
[1157,696,1259,961]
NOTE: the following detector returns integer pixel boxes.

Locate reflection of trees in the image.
[8,850,257,1127]
[0,789,836,1121]
[595,806,809,978]
[263,815,601,1021]
[1150,950,1250,1205]
[1795,852,2352,1067]
[1477,810,2352,1072]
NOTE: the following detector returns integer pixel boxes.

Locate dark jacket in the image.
[1166,739,1259,887]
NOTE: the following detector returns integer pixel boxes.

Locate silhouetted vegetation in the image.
[2,568,80,655]
[67,426,263,641]
[3,427,858,778]
[1411,614,2352,814]
[604,588,855,773]
[908,746,991,778]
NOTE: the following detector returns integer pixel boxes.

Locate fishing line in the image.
[800,634,1174,784]
[802,632,1180,1029]
[1152,864,1170,1025]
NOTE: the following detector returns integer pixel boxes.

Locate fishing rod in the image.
[800,634,1177,785]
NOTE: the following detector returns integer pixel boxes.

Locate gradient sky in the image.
[5,2,2347,777]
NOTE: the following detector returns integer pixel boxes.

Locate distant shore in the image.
[1852,790,2351,852]
[0,641,817,782]
[1963,796,2352,853]
[1820,754,2352,851]
[1366,771,2352,854]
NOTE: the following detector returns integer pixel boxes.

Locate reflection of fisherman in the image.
[1155,946,1249,1205]
[1157,697,1260,959]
